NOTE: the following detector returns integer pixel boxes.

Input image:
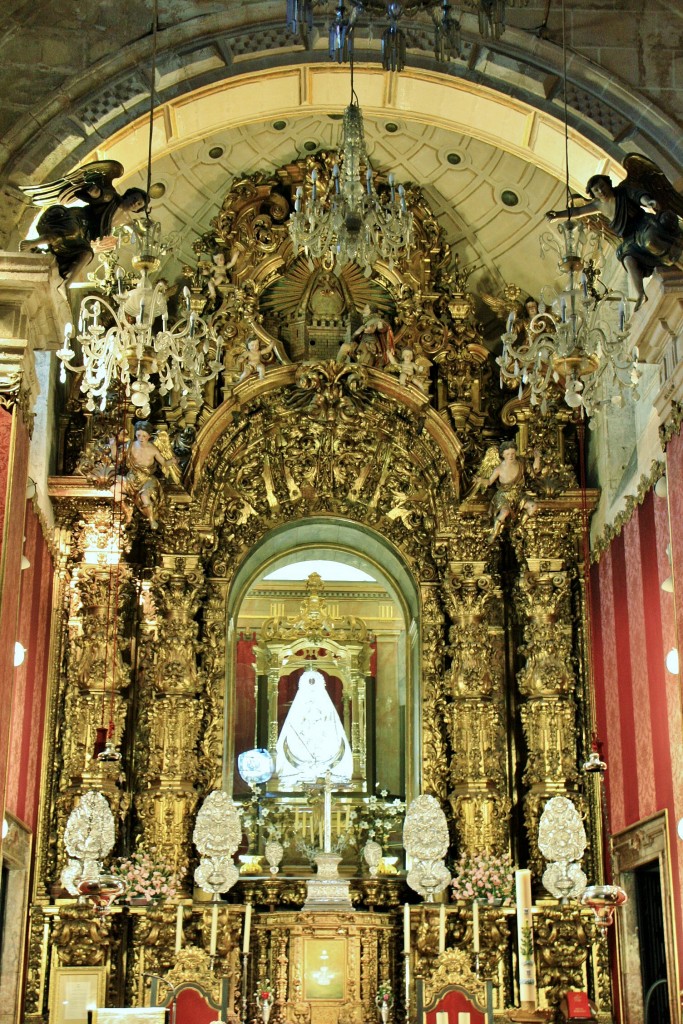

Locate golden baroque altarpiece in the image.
[28,160,610,1022]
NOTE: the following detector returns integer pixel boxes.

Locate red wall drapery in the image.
[590,440,683,987]
[5,501,53,830]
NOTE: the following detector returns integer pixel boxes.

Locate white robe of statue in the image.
[275,669,353,787]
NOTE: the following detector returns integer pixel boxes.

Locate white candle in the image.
[242,902,252,954]
[324,774,332,854]
[436,1014,449,1024]
[209,903,218,957]
[438,904,446,954]
[458,1015,471,1024]
[175,904,183,954]
[403,904,410,953]
[515,869,537,1008]
[472,900,480,954]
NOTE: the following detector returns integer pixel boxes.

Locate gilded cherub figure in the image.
[19,160,157,288]
[472,441,541,542]
[387,346,432,393]
[113,421,181,530]
[204,249,238,302]
[237,336,274,382]
[546,153,683,310]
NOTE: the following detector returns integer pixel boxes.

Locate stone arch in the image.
[159,360,465,808]
[223,517,423,800]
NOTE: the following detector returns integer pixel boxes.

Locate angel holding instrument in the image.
[470,441,541,542]
[19,160,160,287]
[546,154,683,310]
[112,421,181,530]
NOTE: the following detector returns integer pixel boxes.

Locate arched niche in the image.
[223,519,421,803]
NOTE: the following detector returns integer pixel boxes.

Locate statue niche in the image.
[254,573,372,793]
[259,256,396,363]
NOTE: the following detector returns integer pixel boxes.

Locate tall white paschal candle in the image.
[175,903,184,953]
[323,776,332,854]
[242,902,252,954]
[515,870,537,1008]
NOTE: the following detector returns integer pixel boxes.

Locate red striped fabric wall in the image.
[0,408,30,838]
[590,429,683,980]
[5,501,53,831]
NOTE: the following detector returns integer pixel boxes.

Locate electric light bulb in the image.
[665,648,679,675]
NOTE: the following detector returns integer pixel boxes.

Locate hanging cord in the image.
[578,422,614,881]
[107,394,130,741]
[145,0,159,215]
[561,0,572,214]
[96,391,129,747]
[349,33,358,106]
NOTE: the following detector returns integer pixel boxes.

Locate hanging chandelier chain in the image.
[561,0,572,214]
[145,0,159,215]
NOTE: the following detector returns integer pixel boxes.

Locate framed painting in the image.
[303,938,346,1001]
[48,966,107,1024]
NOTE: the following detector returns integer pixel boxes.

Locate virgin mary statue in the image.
[275,669,353,787]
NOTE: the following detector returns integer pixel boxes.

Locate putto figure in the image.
[546,153,683,310]
[114,421,181,530]
[237,335,275,382]
[472,441,541,542]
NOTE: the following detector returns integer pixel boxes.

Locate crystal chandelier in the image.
[56,0,224,419]
[498,0,639,420]
[497,214,639,418]
[57,267,222,418]
[288,58,413,272]
[287,1,511,68]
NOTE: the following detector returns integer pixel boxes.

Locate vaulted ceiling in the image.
[2,1,680,330]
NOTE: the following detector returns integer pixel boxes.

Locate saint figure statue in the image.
[275,669,353,787]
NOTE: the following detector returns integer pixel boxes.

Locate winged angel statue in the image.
[19,160,161,285]
[546,153,683,310]
[467,442,541,542]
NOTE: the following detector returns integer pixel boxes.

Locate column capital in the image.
[0,251,70,425]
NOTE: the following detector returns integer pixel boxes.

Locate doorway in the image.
[612,812,679,1024]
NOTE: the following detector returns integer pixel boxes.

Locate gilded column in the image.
[513,539,581,874]
[420,584,449,801]
[198,577,229,792]
[53,510,133,877]
[135,553,205,888]
[443,528,509,855]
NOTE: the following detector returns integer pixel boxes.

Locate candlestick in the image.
[175,904,183,954]
[209,902,218,957]
[438,903,446,954]
[472,899,480,954]
[403,904,410,953]
[241,950,250,1024]
[515,869,537,1009]
[403,950,410,1021]
[242,902,252,954]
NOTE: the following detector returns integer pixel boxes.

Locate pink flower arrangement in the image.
[451,851,514,905]
[111,844,177,902]
[375,984,394,1008]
